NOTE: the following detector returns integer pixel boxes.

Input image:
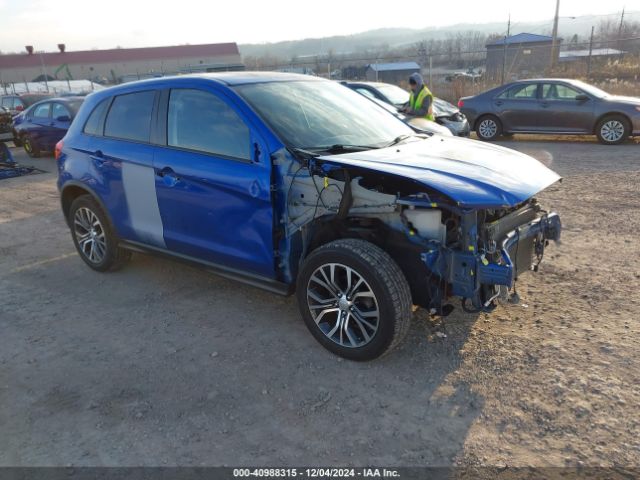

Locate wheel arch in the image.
[295,215,434,308]
[473,113,503,131]
[592,111,632,134]
[60,181,112,229]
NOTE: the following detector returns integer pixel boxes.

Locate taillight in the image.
[55,140,63,161]
[457,99,465,108]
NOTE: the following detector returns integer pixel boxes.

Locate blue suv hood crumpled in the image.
[317,136,561,208]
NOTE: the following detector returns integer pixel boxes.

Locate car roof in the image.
[343,81,392,88]
[508,78,581,84]
[110,72,324,89]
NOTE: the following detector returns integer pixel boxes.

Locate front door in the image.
[49,102,73,150]
[153,86,275,278]
[538,83,595,133]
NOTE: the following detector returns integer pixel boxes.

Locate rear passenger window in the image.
[498,84,538,100]
[167,89,250,160]
[104,91,155,142]
[83,99,109,136]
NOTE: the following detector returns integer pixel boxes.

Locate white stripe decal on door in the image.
[121,162,166,248]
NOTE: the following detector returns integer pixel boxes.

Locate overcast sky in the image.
[0,0,634,53]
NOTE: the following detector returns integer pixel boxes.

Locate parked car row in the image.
[0,93,84,156]
[341,81,472,137]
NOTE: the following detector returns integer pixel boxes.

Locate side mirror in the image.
[575,94,589,101]
[56,115,71,122]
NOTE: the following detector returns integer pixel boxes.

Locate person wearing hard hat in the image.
[403,72,434,121]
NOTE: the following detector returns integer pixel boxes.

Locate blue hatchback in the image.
[57,73,562,360]
[13,96,83,157]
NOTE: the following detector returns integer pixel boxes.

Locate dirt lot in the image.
[1,137,639,469]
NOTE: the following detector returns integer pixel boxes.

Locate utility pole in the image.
[501,13,511,85]
[550,0,561,71]
[618,7,625,39]
[587,25,595,78]
[617,7,625,50]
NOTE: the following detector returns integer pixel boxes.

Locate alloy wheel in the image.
[478,119,497,139]
[601,120,625,143]
[306,263,380,348]
[73,207,107,264]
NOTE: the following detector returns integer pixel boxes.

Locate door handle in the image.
[540,103,550,108]
[157,167,180,186]
[494,101,503,106]
[90,150,105,163]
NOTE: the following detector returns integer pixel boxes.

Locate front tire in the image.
[68,195,131,272]
[23,135,40,157]
[476,115,502,141]
[296,239,412,361]
[596,115,629,145]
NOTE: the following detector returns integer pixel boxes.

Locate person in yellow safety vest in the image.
[403,72,434,121]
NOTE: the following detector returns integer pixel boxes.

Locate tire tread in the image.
[303,239,412,358]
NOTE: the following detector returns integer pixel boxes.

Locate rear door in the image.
[153,86,275,278]
[538,82,595,133]
[492,83,541,131]
[98,90,165,247]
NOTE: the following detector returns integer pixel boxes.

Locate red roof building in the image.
[0,42,243,84]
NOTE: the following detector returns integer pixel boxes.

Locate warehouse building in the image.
[485,33,562,79]
[365,62,421,83]
[0,42,244,85]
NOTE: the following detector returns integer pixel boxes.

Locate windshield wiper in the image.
[289,146,320,159]
[382,134,417,148]
[303,144,377,154]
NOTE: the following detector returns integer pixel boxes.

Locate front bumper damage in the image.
[423,211,561,311]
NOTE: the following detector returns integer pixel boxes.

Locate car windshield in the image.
[235,80,413,150]
[376,84,410,105]
[570,80,609,98]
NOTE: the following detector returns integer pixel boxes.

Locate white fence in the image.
[1,80,105,95]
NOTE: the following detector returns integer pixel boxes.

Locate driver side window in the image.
[542,83,583,100]
[167,89,251,161]
[52,103,71,120]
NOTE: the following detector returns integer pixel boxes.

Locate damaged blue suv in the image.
[57,73,561,360]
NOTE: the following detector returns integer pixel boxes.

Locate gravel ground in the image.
[0,137,638,469]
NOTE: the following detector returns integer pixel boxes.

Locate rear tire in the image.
[475,115,502,141]
[296,239,412,361]
[596,115,629,145]
[23,135,40,158]
[68,195,131,272]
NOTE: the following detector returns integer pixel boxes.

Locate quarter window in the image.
[167,89,250,160]
[32,103,51,119]
[104,91,155,142]
[83,99,110,136]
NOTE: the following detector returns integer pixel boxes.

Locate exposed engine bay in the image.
[276,149,561,314]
